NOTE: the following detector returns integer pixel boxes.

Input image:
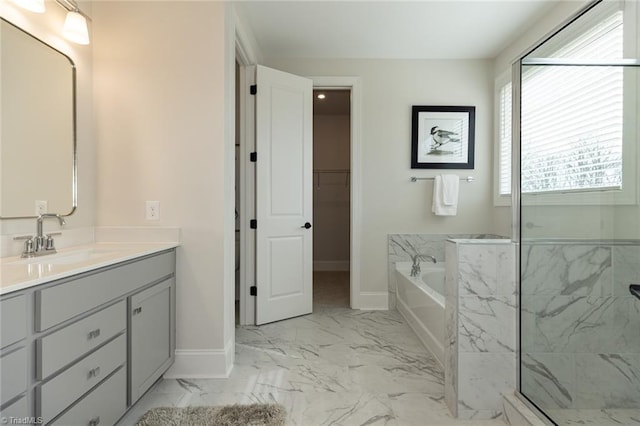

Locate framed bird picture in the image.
[411,105,475,169]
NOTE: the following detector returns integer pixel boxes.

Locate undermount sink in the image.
[7,248,119,266]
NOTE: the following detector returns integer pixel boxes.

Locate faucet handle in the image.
[45,233,61,251]
[45,235,56,251]
[14,236,35,258]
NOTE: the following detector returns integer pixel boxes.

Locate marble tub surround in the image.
[444,239,517,420]
[520,241,640,416]
[388,234,505,308]
[395,262,446,366]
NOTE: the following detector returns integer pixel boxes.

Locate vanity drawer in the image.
[0,347,27,406]
[37,301,126,380]
[0,394,29,420]
[37,334,126,421]
[50,367,126,426]
[1,294,27,348]
[36,250,175,331]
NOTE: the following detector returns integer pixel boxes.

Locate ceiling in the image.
[236,1,560,60]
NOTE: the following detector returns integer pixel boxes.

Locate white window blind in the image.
[499,10,624,196]
[498,82,512,196]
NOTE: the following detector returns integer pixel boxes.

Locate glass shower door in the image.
[517,1,640,424]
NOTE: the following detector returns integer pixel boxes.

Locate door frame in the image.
[236,70,363,325]
[311,77,362,313]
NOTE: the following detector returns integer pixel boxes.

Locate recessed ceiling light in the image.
[317,93,326,100]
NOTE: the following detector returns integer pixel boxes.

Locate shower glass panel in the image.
[518,1,639,424]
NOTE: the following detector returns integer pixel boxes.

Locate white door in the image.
[255,65,313,325]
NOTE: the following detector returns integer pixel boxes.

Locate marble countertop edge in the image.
[1,242,180,295]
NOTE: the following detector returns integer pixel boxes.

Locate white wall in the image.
[266,58,495,296]
[0,1,95,237]
[92,1,236,377]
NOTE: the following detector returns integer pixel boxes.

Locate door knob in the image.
[301,222,312,229]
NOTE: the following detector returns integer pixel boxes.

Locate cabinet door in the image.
[129,278,175,403]
[1,294,26,349]
[1,347,27,406]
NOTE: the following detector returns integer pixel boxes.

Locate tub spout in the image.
[410,254,437,277]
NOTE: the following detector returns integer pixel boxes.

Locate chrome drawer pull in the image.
[87,367,101,379]
[87,328,101,340]
[88,416,100,426]
[132,307,143,315]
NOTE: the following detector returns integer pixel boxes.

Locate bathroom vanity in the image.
[0,244,177,425]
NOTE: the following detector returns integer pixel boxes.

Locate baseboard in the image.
[358,292,388,310]
[313,261,350,271]
[164,341,234,379]
[396,295,444,368]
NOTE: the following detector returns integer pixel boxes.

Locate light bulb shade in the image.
[63,11,90,45]
[10,0,45,13]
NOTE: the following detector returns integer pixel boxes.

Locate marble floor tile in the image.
[546,408,640,425]
[118,272,507,426]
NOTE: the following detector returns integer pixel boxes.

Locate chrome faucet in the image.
[16,213,66,257]
[410,254,436,277]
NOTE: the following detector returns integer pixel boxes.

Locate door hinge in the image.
[250,152,257,162]
[250,85,257,95]
[250,219,257,229]
[250,286,257,296]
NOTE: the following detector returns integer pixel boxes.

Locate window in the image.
[496,8,629,201]
[497,81,512,197]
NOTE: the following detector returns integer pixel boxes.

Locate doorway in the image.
[235,66,362,325]
[312,89,351,308]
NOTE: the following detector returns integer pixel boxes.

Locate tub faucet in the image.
[410,254,436,277]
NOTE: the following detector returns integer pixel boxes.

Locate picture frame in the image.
[411,105,475,169]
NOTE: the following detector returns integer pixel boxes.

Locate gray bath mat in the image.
[135,403,286,426]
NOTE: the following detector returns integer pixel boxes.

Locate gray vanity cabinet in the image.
[129,277,175,403]
[0,248,176,425]
[0,294,28,418]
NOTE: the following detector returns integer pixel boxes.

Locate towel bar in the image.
[410,176,474,183]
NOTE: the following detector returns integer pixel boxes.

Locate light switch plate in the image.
[35,200,47,216]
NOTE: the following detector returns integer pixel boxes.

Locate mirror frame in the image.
[0,18,77,220]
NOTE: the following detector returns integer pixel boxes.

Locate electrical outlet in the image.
[35,200,48,216]
[145,201,160,220]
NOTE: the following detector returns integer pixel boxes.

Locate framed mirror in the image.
[0,18,77,219]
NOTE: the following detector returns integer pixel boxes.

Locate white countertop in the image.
[1,242,179,295]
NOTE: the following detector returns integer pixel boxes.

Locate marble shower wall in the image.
[520,241,640,412]
[388,234,504,308]
[444,239,517,420]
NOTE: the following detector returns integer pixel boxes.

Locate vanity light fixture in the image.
[55,0,90,45]
[317,93,326,100]
[11,0,90,45]
[10,0,46,13]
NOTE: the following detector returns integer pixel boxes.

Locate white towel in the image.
[432,174,459,216]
